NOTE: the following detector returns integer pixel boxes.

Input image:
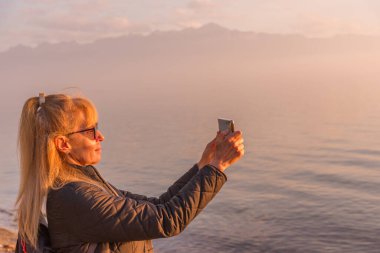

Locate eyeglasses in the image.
[67,123,99,140]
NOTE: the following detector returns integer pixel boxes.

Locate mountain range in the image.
[1,23,379,109]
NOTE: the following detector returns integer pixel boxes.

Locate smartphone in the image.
[218,118,235,133]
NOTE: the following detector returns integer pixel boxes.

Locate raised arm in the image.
[113,163,201,204]
[112,133,222,204]
[47,165,226,244]
[111,129,244,205]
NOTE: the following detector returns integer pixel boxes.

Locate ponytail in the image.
[15,93,99,248]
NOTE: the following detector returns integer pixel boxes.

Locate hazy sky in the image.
[1,0,380,52]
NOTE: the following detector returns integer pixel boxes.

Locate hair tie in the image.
[37,92,45,112]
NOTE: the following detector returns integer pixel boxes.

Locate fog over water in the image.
[1,25,380,252]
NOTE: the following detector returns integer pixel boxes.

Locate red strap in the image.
[21,239,27,253]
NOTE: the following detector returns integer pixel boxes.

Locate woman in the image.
[16,93,245,253]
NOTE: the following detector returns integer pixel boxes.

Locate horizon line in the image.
[2,22,380,54]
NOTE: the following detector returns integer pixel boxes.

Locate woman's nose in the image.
[96,130,105,142]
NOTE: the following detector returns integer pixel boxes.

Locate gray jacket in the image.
[47,164,227,253]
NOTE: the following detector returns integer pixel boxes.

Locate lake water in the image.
[0,80,379,253]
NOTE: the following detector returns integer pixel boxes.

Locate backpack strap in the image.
[21,239,27,253]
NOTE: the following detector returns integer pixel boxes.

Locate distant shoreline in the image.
[0,227,16,253]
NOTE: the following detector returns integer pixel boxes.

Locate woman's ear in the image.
[55,136,71,154]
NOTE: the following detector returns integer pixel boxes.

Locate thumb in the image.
[215,130,227,144]
[207,134,218,147]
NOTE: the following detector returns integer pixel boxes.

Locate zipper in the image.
[90,165,121,197]
[67,163,121,197]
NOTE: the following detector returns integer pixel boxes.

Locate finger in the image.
[235,144,245,156]
[206,141,214,149]
[234,138,244,146]
[211,133,219,142]
[224,142,244,158]
[232,130,243,139]
[228,146,244,165]
[216,130,227,143]
[220,136,242,150]
[232,142,244,151]
[225,136,243,149]
[210,137,218,147]
[226,130,243,142]
[231,150,244,163]
[227,137,242,148]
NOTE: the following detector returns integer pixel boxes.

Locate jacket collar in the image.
[67,163,92,171]
[66,163,100,182]
[66,163,121,197]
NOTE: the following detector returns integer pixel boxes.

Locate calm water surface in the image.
[0,83,379,252]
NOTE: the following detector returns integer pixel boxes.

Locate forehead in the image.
[71,111,97,131]
[71,98,98,129]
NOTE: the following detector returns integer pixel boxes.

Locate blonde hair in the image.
[15,94,100,248]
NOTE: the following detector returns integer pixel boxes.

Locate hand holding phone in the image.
[198,118,243,172]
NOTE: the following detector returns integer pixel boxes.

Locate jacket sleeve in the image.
[113,163,201,204]
[47,165,227,243]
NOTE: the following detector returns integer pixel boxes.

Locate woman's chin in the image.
[92,157,102,165]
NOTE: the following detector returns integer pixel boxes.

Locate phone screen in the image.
[218,118,235,133]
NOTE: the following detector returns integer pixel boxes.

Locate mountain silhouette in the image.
[0,23,379,104]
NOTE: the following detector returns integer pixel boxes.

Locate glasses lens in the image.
[67,123,98,140]
[82,128,96,140]
[94,123,98,139]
